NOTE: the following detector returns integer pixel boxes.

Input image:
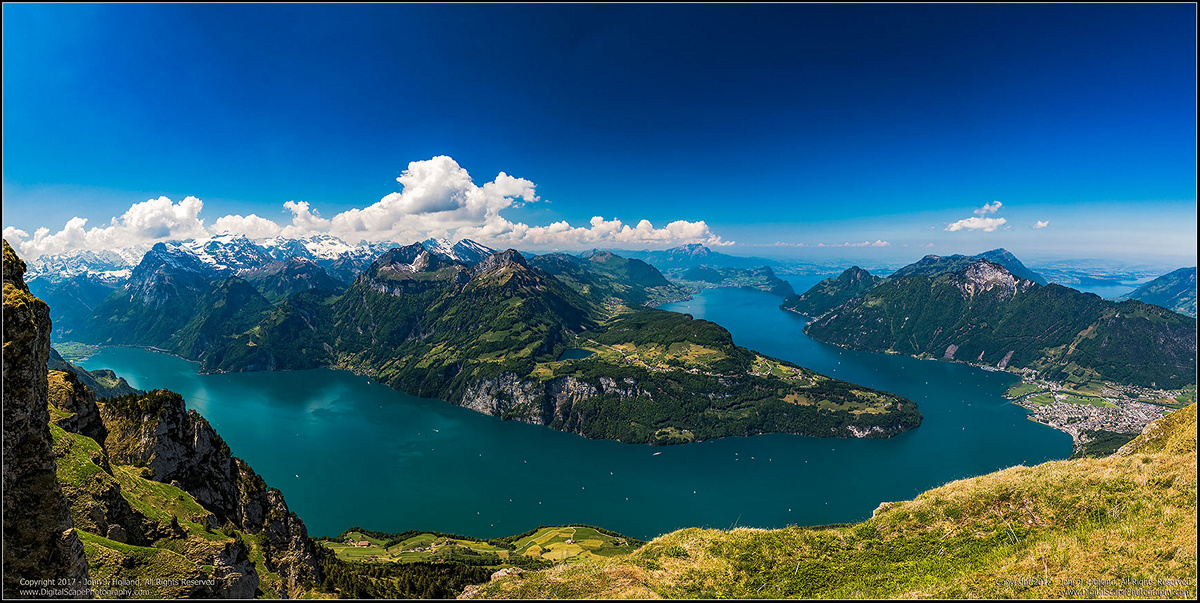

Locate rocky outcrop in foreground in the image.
[8,239,320,598]
[101,389,321,597]
[3,239,90,598]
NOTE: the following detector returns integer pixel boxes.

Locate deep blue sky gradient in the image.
[3,3,1196,261]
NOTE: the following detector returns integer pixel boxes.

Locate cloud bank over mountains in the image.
[4,156,731,259]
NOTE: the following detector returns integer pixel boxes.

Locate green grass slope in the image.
[466,404,1197,599]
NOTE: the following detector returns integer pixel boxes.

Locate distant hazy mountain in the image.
[29,274,123,341]
[1118,267,1197,317]
[529,251,690,308]
[677,265,795,297]
[25,246,148,284]
[616,244,778,271]
[795,256,1196,389]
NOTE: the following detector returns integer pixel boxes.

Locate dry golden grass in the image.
[465,404,1197,599]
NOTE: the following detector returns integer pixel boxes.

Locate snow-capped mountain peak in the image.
[420,237,497,265]
[180,234,274,271]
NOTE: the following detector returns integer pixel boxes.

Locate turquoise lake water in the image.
[78,280,1071,540]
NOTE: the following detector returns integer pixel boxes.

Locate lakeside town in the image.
[1003,368,1192,453]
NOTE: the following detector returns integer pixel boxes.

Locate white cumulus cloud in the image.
[946,200,1009,232]
[320,156,728,248]
[974,200,1003,215]
[1034,220,1049,229]
[946,216,1007,232]
[212,213,283,238]
[4,156,732,259]
[5,195,208,259]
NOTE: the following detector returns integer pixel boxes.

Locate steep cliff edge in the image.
[100,389,321,597]
[7,240,321,598]
[3,238,90,598]
[48,372,262,598]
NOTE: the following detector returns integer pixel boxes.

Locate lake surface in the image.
[1070,283,1137,299]
[79,281,1070,540]
[557,348,594,360]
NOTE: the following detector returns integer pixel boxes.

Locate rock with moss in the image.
[49,424,149,546]
[48,369,109,444]
[3,239,90,598]
[99,388,321,597]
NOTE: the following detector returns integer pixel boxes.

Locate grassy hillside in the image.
[523,309,921,443]
[465,404,1197,599]
[319,525,640,566]
[312,525,644,598]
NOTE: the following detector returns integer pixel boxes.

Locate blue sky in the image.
[3,3,1196,263]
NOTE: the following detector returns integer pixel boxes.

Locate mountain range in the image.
[784,251,1197,389]
[32,237,920,444]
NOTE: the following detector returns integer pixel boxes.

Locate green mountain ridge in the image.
[529,251,691,309]
[241,257,348,304]
[781,265,880,317]
[888,248,1047,285]
[787,257,1197,389]
[1119,266,1197,317]
[72,241,919,444]
[170,277,276,361]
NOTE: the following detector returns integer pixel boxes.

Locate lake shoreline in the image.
[77,287,1069,541]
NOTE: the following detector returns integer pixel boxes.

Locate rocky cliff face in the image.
[3,239,90,598]
[957,260,1026,299]
[100,389,320,598]
[48,370,109,444]
[459,373,646,432]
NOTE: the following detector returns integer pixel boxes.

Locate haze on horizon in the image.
[3,4,1196,266]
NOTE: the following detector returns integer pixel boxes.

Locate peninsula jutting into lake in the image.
[4,3,1195,600]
